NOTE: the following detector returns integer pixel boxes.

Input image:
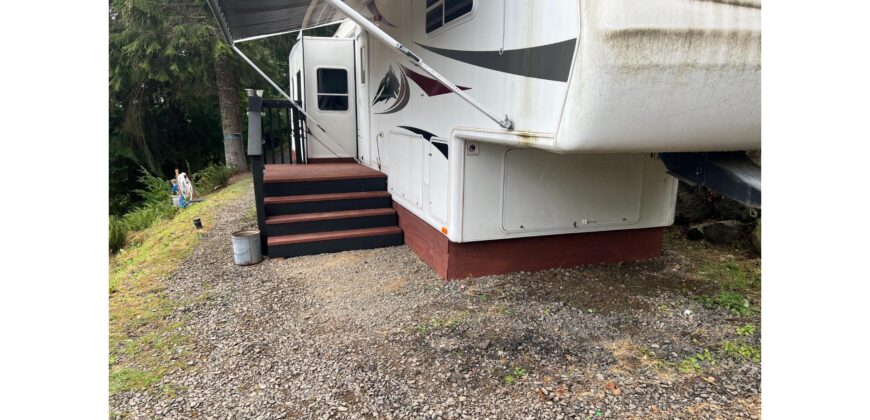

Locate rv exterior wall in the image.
[556,0,761,152]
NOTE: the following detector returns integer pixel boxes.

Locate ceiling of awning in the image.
[206,0,354,43]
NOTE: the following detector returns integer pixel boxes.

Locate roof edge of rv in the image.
[322,0,514,131]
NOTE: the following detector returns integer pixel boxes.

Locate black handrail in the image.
[261,99,307,164]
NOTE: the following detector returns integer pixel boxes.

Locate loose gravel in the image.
[111,185,761,419]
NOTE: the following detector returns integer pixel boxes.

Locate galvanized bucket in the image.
[231,230,263,266]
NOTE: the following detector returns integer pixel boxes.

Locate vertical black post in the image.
[284,107,291,164]
[267,107,275,164]
[296,99,307,163]
[246,89,269,256]
[287,105,299,163]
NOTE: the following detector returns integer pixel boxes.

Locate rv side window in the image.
[426,0,473,34]
[316,68,348,111]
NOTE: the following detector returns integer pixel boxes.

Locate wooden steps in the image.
[262,163,403,258]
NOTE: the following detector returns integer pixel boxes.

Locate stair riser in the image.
[266,196,393,216]
[264,178,387,197]
[268,233,404,258]
[266,214,397,236]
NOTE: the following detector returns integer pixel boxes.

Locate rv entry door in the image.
[302,36,358,160]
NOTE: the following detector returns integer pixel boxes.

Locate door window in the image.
[316,68,349,111]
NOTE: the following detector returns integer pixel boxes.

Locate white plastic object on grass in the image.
[177,172,194,206]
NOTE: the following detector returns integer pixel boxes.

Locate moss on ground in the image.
[109,176,250,396]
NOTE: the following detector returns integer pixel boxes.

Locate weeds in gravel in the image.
[721,341,761,362]
[698,290,752,316]
[109,176,250,396]
[668,230,761,316]
[415,312,468,335]
[503,367,528,385]
[736,324,757,336]
[678,349,717,373]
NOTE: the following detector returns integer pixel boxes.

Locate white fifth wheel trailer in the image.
[207,0,761,279]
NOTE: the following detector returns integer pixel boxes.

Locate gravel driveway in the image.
[111,185,761,419]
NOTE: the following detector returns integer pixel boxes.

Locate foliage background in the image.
[109,0,336,215]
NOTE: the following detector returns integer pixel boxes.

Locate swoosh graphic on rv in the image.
[414,38,578,82]
[373,64,470,113]
[373,65,410,114]
[401,65,470,96]
[398,126,448,159]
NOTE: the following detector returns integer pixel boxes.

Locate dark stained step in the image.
[267,226,403,258]
[264,191,392,216]
[265,208,397,236]
[263,177,387,197]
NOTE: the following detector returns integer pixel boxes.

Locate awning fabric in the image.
[206,0,349,43]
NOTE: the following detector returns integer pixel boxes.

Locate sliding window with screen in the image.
[426,0,474,34]
[316,68,349,111]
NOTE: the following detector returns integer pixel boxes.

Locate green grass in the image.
[109,215,128,254]
[695,256,760,316]
[110,368,162,395]
[109,176,250,396]
[699,257,760,292]
[666,229,761,317]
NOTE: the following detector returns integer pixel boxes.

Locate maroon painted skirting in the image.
[393,202,663,280]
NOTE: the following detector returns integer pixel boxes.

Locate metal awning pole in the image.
[323,0,514,130]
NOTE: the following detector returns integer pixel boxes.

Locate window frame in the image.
[424,0,476,37]
[315,66,350,113]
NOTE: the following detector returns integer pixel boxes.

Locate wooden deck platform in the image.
[264,163,385,183]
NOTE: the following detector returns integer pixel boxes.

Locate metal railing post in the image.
[246,88,268,255]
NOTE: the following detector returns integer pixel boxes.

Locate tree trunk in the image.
[214,55,247,171]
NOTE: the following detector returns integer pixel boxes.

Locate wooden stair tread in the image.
[265,191,391,205]
[268,226,402,246]
[266,208,395,224]
[264,163,386,183]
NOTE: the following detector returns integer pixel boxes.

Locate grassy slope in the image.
[109,176,250,396]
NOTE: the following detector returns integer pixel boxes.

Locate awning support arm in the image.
[231,44,353,159]
[323,0,514,130]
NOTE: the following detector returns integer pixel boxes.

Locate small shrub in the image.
[193,163,232,194]
[109,216,128,254]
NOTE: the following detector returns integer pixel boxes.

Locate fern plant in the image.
[192,163,232,193]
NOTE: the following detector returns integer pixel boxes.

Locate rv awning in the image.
[206,0,351,43]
